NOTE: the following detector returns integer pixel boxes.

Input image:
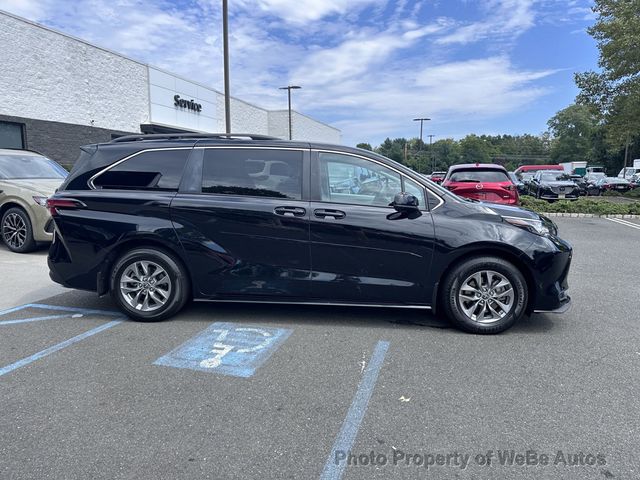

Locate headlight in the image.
[32,196,48,207]
[502,216,551,236]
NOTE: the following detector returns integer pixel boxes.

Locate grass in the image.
[519,195,640,215]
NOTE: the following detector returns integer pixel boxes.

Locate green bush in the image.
[519,196,640,215]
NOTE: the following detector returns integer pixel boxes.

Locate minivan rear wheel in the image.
[110,248,190,321]
[441,256,527,334]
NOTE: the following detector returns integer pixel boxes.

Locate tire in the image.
[1,207,36,253]
[110,247,190,321]
[441,256,528,334]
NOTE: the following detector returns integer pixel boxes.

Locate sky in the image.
[1,0,599,146]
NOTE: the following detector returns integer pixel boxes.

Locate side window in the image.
[93,149,190,190]
[202,149,302,199]
[318,152,401,207]
[403,177,426,209]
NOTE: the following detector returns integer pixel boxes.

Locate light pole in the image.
[279,85,301,140]
[222,0,231,134]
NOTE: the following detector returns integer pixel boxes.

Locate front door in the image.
[171,147,311,299]
[309,151,436,305]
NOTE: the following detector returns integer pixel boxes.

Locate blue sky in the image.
[1,0,598,145]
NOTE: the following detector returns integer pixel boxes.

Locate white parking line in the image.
[606,218,640,231]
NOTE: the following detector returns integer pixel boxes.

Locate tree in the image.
[547,104,599,163]
[356,142,372,151]
[575,0,640,157]
[375,138,407,164]
[459,135,492,164]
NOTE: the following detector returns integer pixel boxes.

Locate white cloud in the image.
[306,56,556,144]
[0,0,49,20]
[234,0,385,24]
[436,0,536,45]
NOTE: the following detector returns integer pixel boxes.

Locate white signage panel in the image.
[148,67,217,132]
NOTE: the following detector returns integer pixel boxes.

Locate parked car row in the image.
[429,162,640,206]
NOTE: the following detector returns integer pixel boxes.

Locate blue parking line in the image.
[0,314,70,326]
[0,320,122,377]
[0,303,121,319]
[26,303,121,316]
[320,340,390,480]
[0,304,31,316]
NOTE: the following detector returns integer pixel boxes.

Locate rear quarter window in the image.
[93,149,191,191]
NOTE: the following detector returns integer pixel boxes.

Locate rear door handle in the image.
[314,208,346,219]
[274,206,306,217]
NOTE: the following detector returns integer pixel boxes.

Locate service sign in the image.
[148,67,217,132]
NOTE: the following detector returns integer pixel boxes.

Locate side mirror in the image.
[391,192,419,212]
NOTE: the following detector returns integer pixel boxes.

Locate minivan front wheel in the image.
[110,248,189,321]
[441,256,527,334]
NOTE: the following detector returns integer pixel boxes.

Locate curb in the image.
[541,213,640,218]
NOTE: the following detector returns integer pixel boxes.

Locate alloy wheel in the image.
[120,260,172,312]
[457,270,515,324]
[2,213,27,250]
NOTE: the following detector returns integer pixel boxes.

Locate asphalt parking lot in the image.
[1,217,639,480]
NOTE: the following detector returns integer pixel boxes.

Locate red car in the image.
[429,171,447,183]
[513,164,563,176]
[442,163,519,205]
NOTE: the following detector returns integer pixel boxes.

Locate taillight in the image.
[504,184,515,191]
[46,198,86,217]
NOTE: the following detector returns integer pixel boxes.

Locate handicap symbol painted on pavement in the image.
[154,322,292,377]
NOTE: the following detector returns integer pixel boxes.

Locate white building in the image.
[0,10,341,167]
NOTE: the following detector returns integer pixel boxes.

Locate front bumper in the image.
[524,233,573,313]
[534,295,571,314]
[539,193,579,201]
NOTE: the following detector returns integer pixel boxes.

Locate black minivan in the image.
[47,134,572,334]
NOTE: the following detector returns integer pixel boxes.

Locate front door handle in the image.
[314,208,346,219]
[274,206,306,217]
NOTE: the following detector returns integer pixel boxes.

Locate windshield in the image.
[449,169,509,183]
[0,154,67,179]
[540,173,568,182]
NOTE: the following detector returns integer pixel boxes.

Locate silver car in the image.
[0,149,67,253]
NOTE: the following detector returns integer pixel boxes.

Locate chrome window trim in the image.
[87,147,193,190]
[196,145,306,151]
[313,149,445,211]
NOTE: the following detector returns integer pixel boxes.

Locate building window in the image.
[0,121,25,149]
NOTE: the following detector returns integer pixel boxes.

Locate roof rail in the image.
[109,133,280,143]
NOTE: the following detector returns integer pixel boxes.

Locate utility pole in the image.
[413,118,430,173]
[222,0,231,134]
[623,134,630,178]
[427,134,435,173]
[413,117,430,150]
[279,85,301,140]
